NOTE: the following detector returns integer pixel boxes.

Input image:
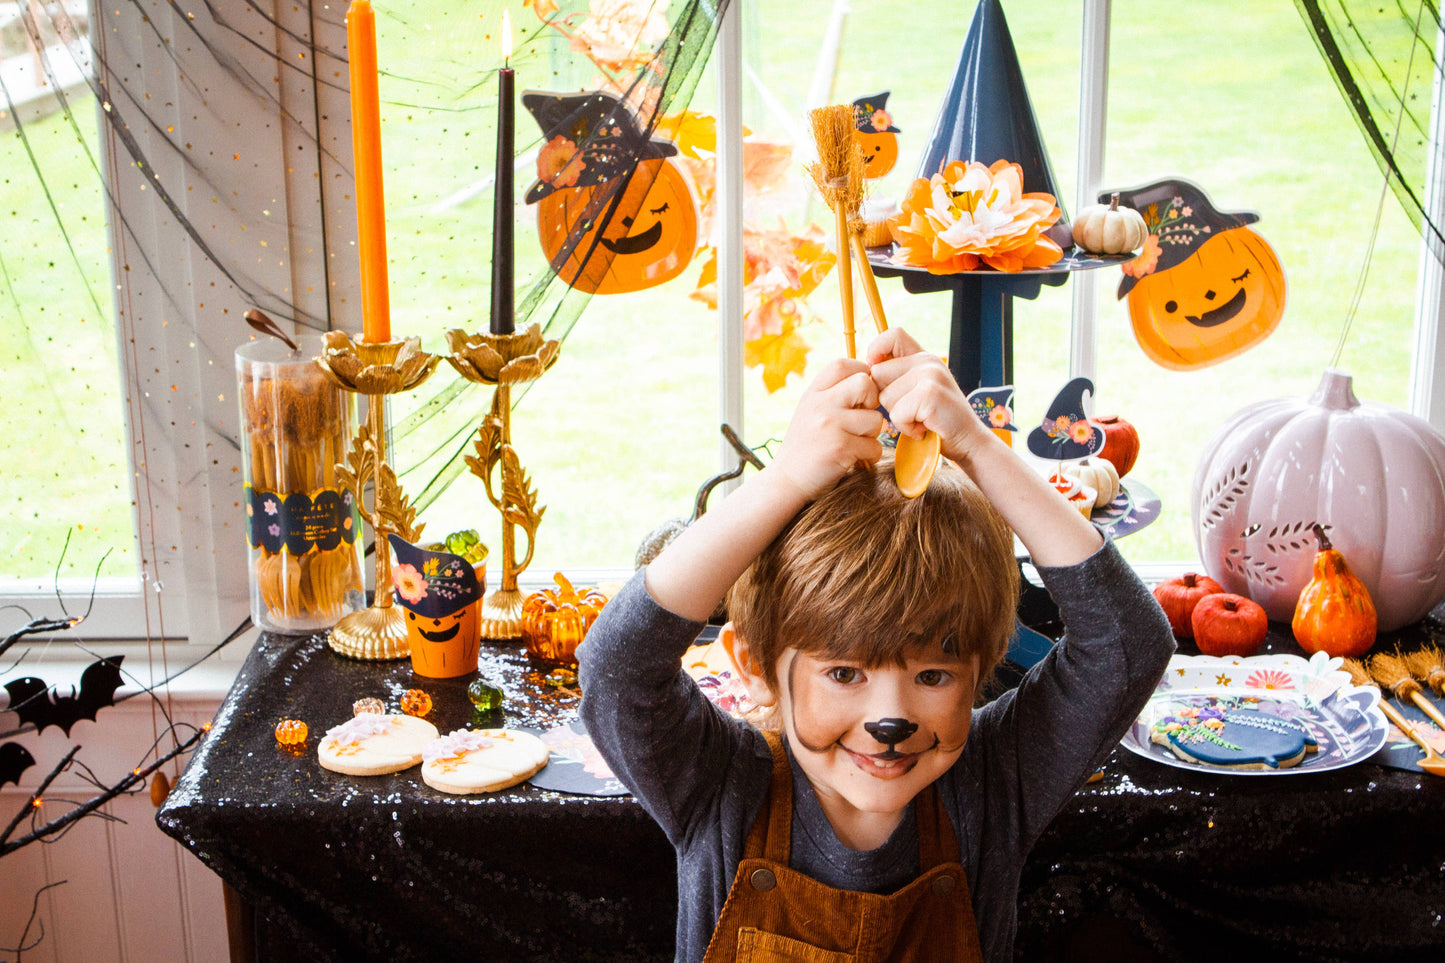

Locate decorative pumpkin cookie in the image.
[420,728,551,795]
[1149,699,1317,770]
[318,714,439,776]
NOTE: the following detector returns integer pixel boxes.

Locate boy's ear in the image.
[720,622,777,708]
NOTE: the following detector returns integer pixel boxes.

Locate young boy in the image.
[578,329,1174,961]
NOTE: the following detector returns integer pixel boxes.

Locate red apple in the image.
[1152,573,1225,638]
[1096,415,1140,477]
[1192,593,1269,657]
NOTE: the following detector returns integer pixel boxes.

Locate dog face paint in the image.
[778,646,977,847]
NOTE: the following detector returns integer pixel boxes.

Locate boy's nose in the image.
[864,717,918,749]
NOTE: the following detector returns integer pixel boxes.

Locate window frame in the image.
[9,0,1445,650]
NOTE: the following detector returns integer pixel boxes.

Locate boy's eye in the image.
[916,669,947,687]
[826,666,859,684]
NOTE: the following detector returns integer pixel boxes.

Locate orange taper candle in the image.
[346,0,390,343]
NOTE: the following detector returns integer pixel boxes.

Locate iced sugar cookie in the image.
[421,728,550,795]
[318,713,439,776]
[1150,700,1317,770]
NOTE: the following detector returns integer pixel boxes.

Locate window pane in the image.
[735,0,1083,496]
[0,11,135,583]
[1097,0,1420,563]
[377,1,721,571]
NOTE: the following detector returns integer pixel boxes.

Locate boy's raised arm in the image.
[644,358,886,621]
[866,328,1104,570]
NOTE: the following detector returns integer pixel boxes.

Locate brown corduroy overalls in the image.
[700,730,985,963]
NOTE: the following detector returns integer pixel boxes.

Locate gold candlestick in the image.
[446,325,560,638]
[315,332,441,659]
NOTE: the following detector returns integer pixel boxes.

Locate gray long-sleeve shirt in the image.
[578,538,1174,962]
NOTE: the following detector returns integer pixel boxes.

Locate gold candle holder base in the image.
[328,604,410,660]
[479,587,526,640]
[447,324,561,643]
[315,331,440,660]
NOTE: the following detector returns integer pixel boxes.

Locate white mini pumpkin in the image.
[1072,193,1147,254]
[1066,457,1121,509]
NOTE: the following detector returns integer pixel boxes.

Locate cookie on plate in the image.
[318,713,439,776]
[1150,701,1317,770]
[421,728,550,795]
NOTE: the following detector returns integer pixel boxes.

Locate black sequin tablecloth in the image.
[159,624,1445,963]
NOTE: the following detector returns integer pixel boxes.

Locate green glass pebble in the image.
[467,677,504,712]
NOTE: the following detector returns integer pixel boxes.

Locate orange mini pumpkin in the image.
[521,573,608,668]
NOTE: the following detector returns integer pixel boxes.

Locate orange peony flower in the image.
[891,159,1063,274]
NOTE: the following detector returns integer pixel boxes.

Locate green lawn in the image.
[0,0,1427,580]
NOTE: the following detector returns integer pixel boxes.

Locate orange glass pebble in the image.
[352,697,385,716]
[274,718,308,746]
[400,688,432,718]
[521,573,609,668]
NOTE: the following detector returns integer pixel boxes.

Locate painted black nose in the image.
[864,718,918,749]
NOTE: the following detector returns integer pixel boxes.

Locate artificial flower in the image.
[870,109,892,132]
[892,159,1063,274]
[1122,233,1162,278]
[537,135,585,189]
[393,563,429,604]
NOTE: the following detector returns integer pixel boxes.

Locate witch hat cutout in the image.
[522,90,678,204]
[1112,177,1260,297]
[388,534,482,619]
[1026,377,1104,460]
[917,0,1066,217]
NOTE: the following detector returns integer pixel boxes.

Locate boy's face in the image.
[733,630,978,847]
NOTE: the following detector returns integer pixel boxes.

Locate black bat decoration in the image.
[4,656,125,738]
[0,741,36,788]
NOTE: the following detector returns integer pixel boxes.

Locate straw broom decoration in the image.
[1342,658,1445,775]
[1404,644,1445,696]
[1367,649,1445,733]
[808,105,868,358]
[807,103,941,498]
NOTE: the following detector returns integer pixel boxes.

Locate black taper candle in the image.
[490,60,515,334]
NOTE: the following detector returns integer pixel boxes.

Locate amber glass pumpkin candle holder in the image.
[520,573,608,668]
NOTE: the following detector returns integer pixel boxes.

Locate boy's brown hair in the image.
[728,456,1019,691]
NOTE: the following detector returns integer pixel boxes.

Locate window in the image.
[4,0,1441,652]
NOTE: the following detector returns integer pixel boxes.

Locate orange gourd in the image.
[1291,524,1377,658]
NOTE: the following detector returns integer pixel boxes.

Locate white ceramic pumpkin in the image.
[1072,193,1147,254]
[1192,368,1445,631]
[1065,457,1120,508]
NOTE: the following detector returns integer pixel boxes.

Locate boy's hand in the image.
[866,329,993,465]
[772,358,884,501]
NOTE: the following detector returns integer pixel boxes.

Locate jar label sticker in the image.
[245,485,358,555]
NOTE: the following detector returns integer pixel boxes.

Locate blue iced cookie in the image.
[1150,701,1317,770]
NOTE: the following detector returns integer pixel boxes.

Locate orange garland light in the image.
[891,159,1063,274]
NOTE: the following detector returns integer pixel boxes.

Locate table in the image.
[159,616,1445,963]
